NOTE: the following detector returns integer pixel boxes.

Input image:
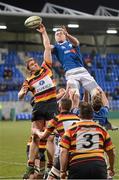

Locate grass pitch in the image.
[0,120,119,179]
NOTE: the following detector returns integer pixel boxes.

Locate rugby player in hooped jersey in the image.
[52,26,107,105]
[32,98,80,179]
[18,24,58,179]
[60,101,115,179]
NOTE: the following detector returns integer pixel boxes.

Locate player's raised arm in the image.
[37,24,52,67]
[61,25,79,46]
[96,87,109,108]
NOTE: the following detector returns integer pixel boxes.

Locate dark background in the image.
[1,0,119,14]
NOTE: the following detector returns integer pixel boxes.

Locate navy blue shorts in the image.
[31,99,58,121]
[68,159,107,179]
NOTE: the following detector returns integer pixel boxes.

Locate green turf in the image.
[0,121,31,179]
[0,120,119,179]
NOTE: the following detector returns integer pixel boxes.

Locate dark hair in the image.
[26,58,36,70]
[80,101,93,119]
[55,28,63,32]
[60,98,72,111]
[92,95,103,111]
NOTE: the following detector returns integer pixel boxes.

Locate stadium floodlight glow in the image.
[0,25,7,30]
[52,27,60,32]
[106,29,118,34]
[67,24,79,28]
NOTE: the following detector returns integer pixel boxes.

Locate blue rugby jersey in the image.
[93,106,109,125]
[53,41,84,72]
[71,106,109,126]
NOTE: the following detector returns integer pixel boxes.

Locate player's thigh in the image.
[67,79,80,95]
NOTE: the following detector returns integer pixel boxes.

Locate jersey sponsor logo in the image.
[36,84,52,93]
[32,76,54,93]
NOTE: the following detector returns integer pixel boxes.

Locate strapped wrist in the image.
[60,170,66,173]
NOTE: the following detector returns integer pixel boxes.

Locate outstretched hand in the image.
[36,23,46,33]
[61,25,68,35]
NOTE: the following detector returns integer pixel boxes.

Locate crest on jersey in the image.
[69,43,72,48]
[39,80,45,85]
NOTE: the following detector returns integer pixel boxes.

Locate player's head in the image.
[92,94,103,112]
[26,58,40,74]
[55,29,66,43]
[80,101,93,120]
[59,98,72,112]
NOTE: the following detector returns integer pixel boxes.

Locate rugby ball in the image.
[24,16,42,29]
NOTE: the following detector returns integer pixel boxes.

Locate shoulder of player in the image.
[41,61,52,70]
[26,75,34,82]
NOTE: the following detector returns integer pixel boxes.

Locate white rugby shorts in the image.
[65,67,98,95]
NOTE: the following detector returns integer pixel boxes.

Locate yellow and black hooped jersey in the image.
[26,62,56,103]
[60,120,115,166]
[46,112,80,137]
[27,136,46,150]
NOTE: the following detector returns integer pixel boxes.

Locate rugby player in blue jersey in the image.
[52,26,105,103]
[92,90,118,130]
[71,88,118,130]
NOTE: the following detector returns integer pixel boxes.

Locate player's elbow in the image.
[73,40,80,47]
[76,40,80,46]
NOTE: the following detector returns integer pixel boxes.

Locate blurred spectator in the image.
[96,61,102,69]
[107,67,112,74]
[90,49,96,60]
[115,59,119,66]
[112,86,119,100]
[3,67,12,80]
[0,83,7,92]
[105,74,112,81]
[107,59,114,66]
[105,67,113,82]
[84,55,92,69]
[90,70,96,79]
